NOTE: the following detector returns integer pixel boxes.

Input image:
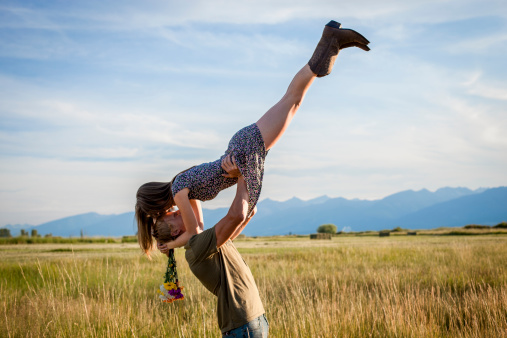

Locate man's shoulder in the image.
[184,226,212,248]
[184,226,218,263]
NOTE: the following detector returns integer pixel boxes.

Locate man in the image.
[156,176,269,337]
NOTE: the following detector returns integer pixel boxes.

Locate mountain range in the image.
[3,186,506,237]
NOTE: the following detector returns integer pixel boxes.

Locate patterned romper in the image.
[171,123,268,216]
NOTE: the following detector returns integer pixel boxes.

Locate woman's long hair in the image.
[135,181,175,256]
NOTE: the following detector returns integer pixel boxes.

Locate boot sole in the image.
[325,20,370,45]
[325,20,342,29]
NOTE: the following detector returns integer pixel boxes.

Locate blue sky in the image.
[1,0,506,226]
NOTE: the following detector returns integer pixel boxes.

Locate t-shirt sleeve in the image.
[186,226,218,263]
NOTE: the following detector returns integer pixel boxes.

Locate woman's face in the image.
[161,210,186,237]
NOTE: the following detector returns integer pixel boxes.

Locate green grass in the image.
[1,236,506,337]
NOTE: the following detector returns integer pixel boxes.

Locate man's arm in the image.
[215,176,250,247]
[156,176,249,254]
[230,206,256,241]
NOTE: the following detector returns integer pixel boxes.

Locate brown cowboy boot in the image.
[308,20,370,77]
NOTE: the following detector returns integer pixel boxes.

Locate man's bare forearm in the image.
[230,206,256,241]
[215,177,249,247]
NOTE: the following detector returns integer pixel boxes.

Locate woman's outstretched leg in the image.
[256,64,316,151]
[256,20,369,151]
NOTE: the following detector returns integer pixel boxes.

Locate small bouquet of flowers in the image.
[157,249,184,303]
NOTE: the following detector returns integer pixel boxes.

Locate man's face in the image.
[161,210,186,237]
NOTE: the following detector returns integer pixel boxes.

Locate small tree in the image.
[493,222,507,229]
[0,228,11,238]
[31,229,39,238]
[317,224,337,234]
[20,229,28,237]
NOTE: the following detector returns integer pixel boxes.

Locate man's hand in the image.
[221,154,241,178]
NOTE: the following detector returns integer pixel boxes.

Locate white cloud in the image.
[1,0,507,226]
[467,82,507,101]
[446,32,507,55]
[3,0,506,31]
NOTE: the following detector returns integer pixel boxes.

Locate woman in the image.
[148,20,370,337]
[136,20,370,256]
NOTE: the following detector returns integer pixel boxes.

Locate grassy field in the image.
[1,235,506,337]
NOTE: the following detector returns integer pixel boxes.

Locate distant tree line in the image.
[0,228,49,238]
[465,222,507,229]
[314,221,507,236]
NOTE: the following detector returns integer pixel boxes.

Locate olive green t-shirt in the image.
[184,227,265,333]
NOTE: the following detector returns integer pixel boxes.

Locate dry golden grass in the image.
[1,235,506,337]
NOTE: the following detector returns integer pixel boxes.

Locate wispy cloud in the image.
[1,0,506,225]
[3,0,506,30]
[466,81,507,101]
[446,32,507,55]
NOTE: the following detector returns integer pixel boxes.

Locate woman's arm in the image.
[189,199,204,231]
[174,188,201,235]
[157,188,201,251]
[162,231,192,250]
[158,199,203,251]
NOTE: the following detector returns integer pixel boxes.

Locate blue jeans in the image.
[222,314,269,337]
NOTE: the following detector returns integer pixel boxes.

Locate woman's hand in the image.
[221,154,241,178]
[157,241,169,256]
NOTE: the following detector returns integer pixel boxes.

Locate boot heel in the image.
[325,20,341,29]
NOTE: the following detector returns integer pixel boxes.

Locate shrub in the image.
[317,224,337,234]
[310,233,332,240]
[464,224,491,229]
[493,222,507,229]
[0,228,11,238]
[121,236,138,243]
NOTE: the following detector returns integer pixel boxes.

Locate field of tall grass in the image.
[1,235,506,337]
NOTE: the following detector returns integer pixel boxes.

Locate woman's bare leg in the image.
[256,64,316,151]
